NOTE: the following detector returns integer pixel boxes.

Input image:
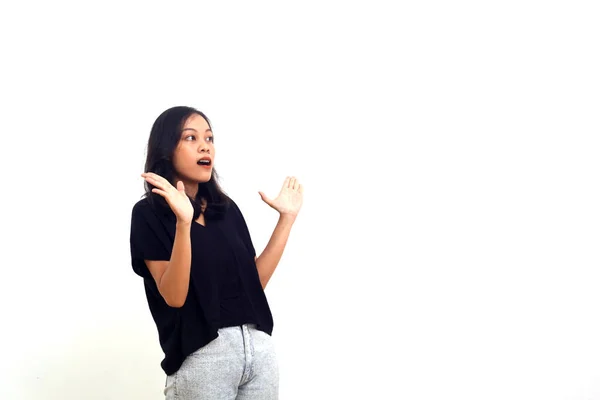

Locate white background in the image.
[1,1,599,399]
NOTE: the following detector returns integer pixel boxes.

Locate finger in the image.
[142,172,167,181]
[143,174,174,191]
[142,172,171,187]
[151,188,168,198]
[258,191,273,206]
[283,176,291,188]
[298,184,303,194]
[176,181,185,193]
[292,177,299,190]
[288,176,296,189]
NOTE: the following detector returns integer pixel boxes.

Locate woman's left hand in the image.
[259,176,304,218]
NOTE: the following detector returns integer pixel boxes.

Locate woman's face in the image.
[172,113,215,186]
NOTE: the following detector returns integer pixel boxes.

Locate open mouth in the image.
[197,159,212,166]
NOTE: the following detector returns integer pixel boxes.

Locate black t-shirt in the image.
[129,196,274,375]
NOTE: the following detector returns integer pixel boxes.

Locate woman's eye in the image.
[206,136,214,143]
[184,135,195,141]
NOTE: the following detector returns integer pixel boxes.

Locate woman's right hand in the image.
[142,172,194,224]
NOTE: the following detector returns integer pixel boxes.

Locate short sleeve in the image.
[230,200,256,258]
[130,200,173,278]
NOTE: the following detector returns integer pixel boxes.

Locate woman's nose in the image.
[198,143,210,153]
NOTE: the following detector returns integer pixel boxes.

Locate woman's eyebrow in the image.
[182,128,212,133]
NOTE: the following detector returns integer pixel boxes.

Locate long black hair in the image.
[143,106,230,220]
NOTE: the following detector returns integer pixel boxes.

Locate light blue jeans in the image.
[164,324,279,399]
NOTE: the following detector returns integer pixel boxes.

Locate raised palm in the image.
[142,172,194,223]
[259,176,303,217]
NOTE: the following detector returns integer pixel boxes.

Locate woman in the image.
[129,106,302,399]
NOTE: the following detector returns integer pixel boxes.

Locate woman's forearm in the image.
[159,221,192,307]
[256,214,296,289]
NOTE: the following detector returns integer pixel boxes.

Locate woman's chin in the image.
[197,172,212,183]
